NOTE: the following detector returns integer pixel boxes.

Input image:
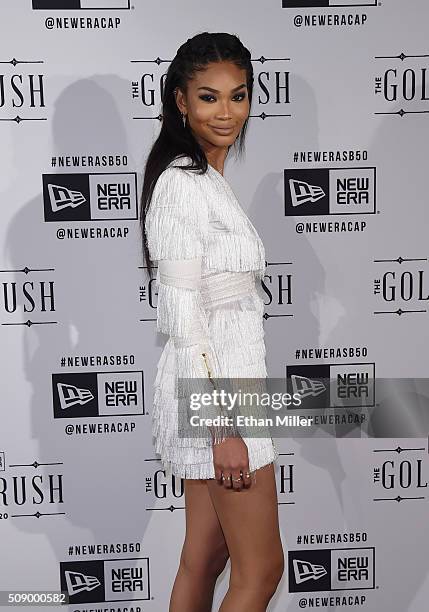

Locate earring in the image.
[182,113,187,128]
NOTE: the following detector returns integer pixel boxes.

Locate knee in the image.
[208,547,230,577]
[232,549,284,599]
[259,551,284,596]
[212,549,230,576]
[180,544,230,580]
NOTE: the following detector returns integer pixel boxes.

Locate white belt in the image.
[156,260,256,350]
[157,259,255,306]
[200,270,255,308]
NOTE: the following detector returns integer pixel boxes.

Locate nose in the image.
[216,99,232,119]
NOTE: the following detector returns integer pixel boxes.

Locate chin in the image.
[210,134,237,146]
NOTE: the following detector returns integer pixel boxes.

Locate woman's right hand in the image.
[213,437,253,490]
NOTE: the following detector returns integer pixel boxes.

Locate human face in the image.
[175,61,250,167]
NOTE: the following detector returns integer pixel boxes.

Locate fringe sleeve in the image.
[145,166,240,445]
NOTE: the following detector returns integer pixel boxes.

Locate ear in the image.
[174,87,187,115]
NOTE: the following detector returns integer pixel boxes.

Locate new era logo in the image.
[293,558,327,584]
[48,184,86,212]
[284,167,376,216]
[288,547,375,592]
[289,179,325,207]
[42,172,138,221]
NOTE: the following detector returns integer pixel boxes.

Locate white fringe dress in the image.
[145,155,278,479]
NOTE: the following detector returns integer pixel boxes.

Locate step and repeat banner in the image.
[1,1,428,610]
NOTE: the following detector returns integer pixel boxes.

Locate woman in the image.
[140,32,284,612]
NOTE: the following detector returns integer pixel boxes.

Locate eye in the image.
[199,92,247,102]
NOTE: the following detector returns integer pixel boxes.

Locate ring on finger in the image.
[221,473,247,483]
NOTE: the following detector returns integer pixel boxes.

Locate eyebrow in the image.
[197,83,247,93]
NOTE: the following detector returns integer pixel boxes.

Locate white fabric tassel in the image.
[145,156,276,479]
[145,165,205,261]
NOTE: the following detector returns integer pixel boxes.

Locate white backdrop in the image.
[1,1,428,610]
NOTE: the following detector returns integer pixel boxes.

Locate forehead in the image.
[188,61,247,89]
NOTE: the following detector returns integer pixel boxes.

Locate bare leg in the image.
[206,462,284,612]
[169,478,230,612]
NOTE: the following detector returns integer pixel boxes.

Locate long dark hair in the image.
[139,31,254,280]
